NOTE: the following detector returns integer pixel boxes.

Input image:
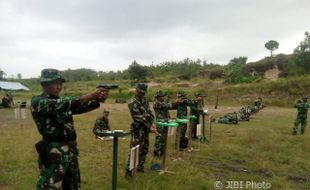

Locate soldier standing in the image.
[126,83,155,176]
[190,93,204,139]
[31,69,108,190]
[292,96,310,135]
[93,110,111,137]
[153,90,179,157]
[176,91,192,149]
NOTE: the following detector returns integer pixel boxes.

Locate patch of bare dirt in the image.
[264,65,280,81]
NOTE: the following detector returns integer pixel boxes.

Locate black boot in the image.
[125,170,133,179]
[137,166,144,173]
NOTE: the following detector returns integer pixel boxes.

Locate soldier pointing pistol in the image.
[153,90,181,157]
[31,69,108,190]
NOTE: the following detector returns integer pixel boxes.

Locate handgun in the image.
[96,84,119,90]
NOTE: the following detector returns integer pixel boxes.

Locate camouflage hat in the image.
[155,90,166,98]
[103,110,110,115]
[177,91,186,98]
[302,96,308,99]
[40,69,65,83]
[135,83,148,93]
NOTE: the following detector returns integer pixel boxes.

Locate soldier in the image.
[254,97,263,110]
[237,107,250,121]
[126,83,155,176]
[153,90,179,157]
[292,96,310,135]
[93,110,111,137]
[217,112,238,124]
[190,93,204,139]
[176,91,192,149]
[0,94,11,108]
[31,68,108,190]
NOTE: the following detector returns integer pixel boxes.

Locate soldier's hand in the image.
[196,96,203,101]
[175,98,184,104]
[92,88,108,103]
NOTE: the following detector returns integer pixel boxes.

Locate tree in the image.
[128,60,148,81]
[293,31,310,72]
[0,69,6,80]
[225,56,248,83]
[62,68,98,81]
[265,40,279,56]
[17,73,22,79]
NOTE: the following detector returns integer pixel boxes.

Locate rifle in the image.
[96,84,119,90]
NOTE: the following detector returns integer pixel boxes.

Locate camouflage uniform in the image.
[153,91,177,157]
[1,94,11,108]
[31,69,102,190]
[293,97,310,135]
[176,92,193,149]
[127,83,154,172]
[237,107,250,121]
[217,112,238,124]
[190,93,204,139]
[254,97,263,110]
[93,110,111,137]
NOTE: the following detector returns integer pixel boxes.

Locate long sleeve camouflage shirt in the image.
[93,117,110,135]
[128,95,154,127]
[190,99,204,116]
[177,99,195,119]
[31,93,100,142]
[153,100,177,122]
[295,101,310,117]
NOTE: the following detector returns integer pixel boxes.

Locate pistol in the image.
[96,84,119,90]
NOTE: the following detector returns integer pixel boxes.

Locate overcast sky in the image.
[0,0,309,78]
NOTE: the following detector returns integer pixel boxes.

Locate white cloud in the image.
[0,0,309,78]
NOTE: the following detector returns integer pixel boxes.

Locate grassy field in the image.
[0,103,310,190]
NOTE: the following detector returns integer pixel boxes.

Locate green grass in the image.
[1,105,310,190]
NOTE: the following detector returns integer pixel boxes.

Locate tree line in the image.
[1,31,309,84]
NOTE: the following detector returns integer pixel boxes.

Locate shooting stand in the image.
[97,130,130,190]
[156,121,178,175]
[199,111,209,143]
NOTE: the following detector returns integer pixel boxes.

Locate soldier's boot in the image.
[301,128,305,135]
[137,165,144,173]
[125,169,133,179]
[153,150,162,158]
[292,128,297,135]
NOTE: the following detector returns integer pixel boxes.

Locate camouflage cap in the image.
[103,109,110,114]
[155,90,166,98]
[177,91,186,98]
[40,69,65,83]
[136,83,148,93]
[302,95,308,99]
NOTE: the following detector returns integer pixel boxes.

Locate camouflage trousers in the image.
[293,115,307,134]
[191,119,199,138]
[175,123,187,149]
[126,124,149,170]
[36,142,80,190]
[153,126,167,157]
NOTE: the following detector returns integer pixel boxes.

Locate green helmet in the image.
[40,69,65,83]
[155,90,166,98]
[177,91,186,98]
[135,83,148,93]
